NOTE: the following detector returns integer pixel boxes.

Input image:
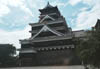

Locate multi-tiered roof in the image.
[19,3,79,66]
[20,2,73,46]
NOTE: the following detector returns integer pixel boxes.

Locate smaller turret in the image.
[95,19,100,30]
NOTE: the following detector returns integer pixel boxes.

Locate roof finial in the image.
[43,2,53,9]
[47,1,51,7]
[47,1,50,5]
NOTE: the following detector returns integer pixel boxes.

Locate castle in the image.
[19,2,83,66]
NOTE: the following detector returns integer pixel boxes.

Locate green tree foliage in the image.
[0,44,16,67]
[75,30,100,67]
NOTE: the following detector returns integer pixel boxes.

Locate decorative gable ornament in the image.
[40,15,55,23]
[31,25,64,40]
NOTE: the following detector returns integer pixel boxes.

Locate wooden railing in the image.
[29,19,64,27]
[20,33,73,44]
[29,26,65,33]
[32,34,73,42]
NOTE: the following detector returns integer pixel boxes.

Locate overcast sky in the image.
[0,0,100,48]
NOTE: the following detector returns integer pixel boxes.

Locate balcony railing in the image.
[20,33,73,44]
[29,26,65,33]
[32,33,73,42]
[53,26,65,30]
[29,19,64,27]
[29,30,39,33]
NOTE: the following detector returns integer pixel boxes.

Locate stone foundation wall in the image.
[34,49,81,66]
[19,49,81,66]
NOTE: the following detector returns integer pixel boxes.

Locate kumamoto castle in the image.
[7,2,99,67]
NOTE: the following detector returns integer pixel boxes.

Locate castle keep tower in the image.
[19,3,80,66]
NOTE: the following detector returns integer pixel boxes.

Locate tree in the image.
[0,44,16,67]
[75,30,100,67]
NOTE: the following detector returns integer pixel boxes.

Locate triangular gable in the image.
[31,25,64,39]
[47,26,64,36]
[40,15,55,23]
